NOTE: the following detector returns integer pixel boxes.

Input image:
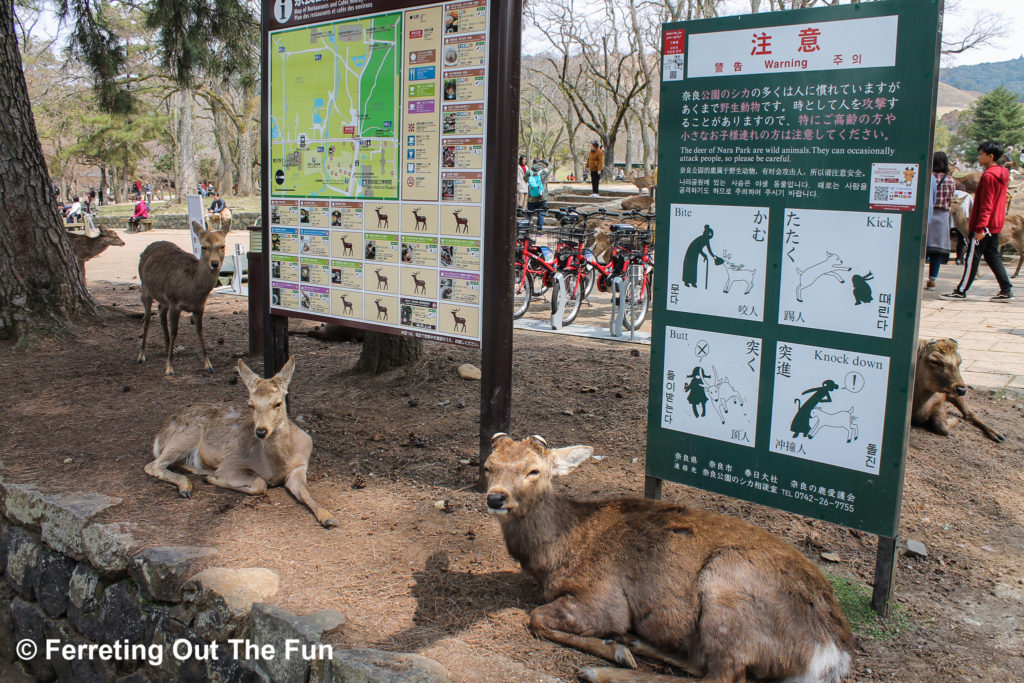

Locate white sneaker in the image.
[589,193,599,197]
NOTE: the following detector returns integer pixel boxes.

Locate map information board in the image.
[265,0,490,346]
[647,0,941,537]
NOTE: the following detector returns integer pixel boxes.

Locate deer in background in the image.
[950,194,1024,278]
[411,271,427,295]
[340,294,353,315]
[453,209,470,233]
[144,358,337,528]
[450,308,467,332]
[374,268,389,290]
[374,298,388,320]
[137,221,228,376]
[412,207,428,231]
[913,338,1005,442]
[340,234,354,256]
[374,206,389,229]
[66,226,125,281]
[484,434,854,683]
[631,169,656,199]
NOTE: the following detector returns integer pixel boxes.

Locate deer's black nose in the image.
[255,428,268,439]
[210,261,220,270]
[486,492,507,510]
[955,385,967,396]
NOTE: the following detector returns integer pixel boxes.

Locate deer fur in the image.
[631,170,656,198]
[912,338,1005,443]
[206,207,233,232]
[66,227,125,281]
[145,358,337,527]
[950,196,1024,277]
[484,434,855,683]
[137,221,227,376]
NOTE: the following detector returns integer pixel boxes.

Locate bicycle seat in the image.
[610,224,636,233]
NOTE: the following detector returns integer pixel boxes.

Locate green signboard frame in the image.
[648,0,942,539]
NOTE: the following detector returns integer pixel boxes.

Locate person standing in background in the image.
[586,141,604,197]
[925,152,955,290]
[517,154,529,209]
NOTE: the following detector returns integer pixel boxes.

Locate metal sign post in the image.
[609,276,625,337]
[646,0,942,616]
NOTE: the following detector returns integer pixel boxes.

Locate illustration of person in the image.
[331,210,342,227]
[790,379,840,438]
[682,224,724,288]
[684,366,711,418]
[443,80,457,101]
[444,11,459,33]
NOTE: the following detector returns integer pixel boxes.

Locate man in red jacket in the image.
[942,141,1014,302]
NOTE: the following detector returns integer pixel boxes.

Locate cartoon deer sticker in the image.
[374,268,389,290]
[451,308,467,333]
[374,298,388,320]
[412,207,428,231]
[340,294,353,315]
[411,271,427,295]
[374,206,389,230]
[340,234,354,256]
[453,209,470,234]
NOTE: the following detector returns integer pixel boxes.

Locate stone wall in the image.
[0,478,449,682]
[93,213,260,233]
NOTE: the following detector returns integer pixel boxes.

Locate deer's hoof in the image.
[203,365,214,374]
[612,643,636,669]
[178,489,192,499]
[321,516,338,529]
[165,369,176,377]
[137,355,146,364]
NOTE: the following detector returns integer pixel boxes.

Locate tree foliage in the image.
[962,86,1024,149]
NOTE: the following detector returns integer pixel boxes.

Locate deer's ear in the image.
[191,220,206,237]
[548,445,593,476]
[490,432,511,445]
[237,360,260,389]
[272,357,296,389]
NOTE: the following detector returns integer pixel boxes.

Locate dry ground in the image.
[1,284,1022,682]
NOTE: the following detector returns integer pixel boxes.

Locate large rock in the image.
[3,484,46,528]
[9,597,53,680]
[249,603,345,683]
[183,567,280,641]
[39,492,122,559]
[128,546,218,602]
[76,581,146,644]
[456,364,481,381]
[5,526,42,600]
[0,583,15,661]
[0,517,9,574]
[82,522,138,576]
[322,648,450,683]
[69,563,110,614]
[36,547,77,618]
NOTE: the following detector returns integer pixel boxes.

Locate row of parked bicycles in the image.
[512,207,655,330]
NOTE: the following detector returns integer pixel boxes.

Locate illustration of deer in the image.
[411,271,427,295]
[453,209,470,233]
[374,268,389,290]
[374,298,388,320]
[374,206,389,229]
[340,234,354,256]
[340,294,353,315]
[451,308,467,332]
[720,250,756,295]
[412,207,428,231]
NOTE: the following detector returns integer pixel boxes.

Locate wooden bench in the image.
[65,221,86,233]
[126,218,154,232]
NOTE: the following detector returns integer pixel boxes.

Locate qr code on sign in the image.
[669,71,678,79]
[871,186,889,202]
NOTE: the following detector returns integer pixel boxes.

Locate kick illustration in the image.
[794,252,851,302]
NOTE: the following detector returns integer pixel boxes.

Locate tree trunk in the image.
[0,0,93,340]
[623,118,633,181]
[212,81,235,196]
[235,87,256,196]
[176,88,198,203]
[354,332,423,374]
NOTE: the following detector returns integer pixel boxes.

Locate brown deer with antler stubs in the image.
[340,234,354,256]
[412,207,428,231]
[453,209,469,233]
[145,358,337,528]
[411,271,427,295]
[138,221,228,376]
[374,268,389,290]
[484,434,855,683]
[374,206,389,229]
[451,307,467,332]
[374,298,388,320]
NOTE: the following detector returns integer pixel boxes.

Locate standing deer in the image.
[484,434,854,683]
[144,358,337,528]
[340,294,354,315]
[411,271,427,295]
[137,221,228,376]
[950,196,1024,278]
[374,298,388,320]
[632,169,656,198]
[374,268,389,290]
[66,227,125,281]
[340,234,354,256]
[452,209,470,233]
[374,206,389,229]
[451,308,467,332]
[412,207,428,231]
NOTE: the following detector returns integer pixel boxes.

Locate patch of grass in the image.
[826,572,913,641]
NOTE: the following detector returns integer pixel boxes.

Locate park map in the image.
[270,14,401,200]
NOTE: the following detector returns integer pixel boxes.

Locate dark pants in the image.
[926,252,945,281]
[527,199,547,227]
[590,171,600,195]
[955,234,1012,295]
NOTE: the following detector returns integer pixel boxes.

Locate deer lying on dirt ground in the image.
[145,358,337,528]
[484,434,855,683]
[66,227,125,281]
[912,338,1005,443]
[949,196,1024,277]
[137,221,227,376]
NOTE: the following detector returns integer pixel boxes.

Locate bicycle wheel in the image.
[581,263,598,300]
[512,264,532,319]
[622,273,649,330]
[557,269,585,326]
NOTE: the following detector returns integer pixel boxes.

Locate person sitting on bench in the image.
[128,196,149,230]
[64,196,82,225]
[208,191,226,216]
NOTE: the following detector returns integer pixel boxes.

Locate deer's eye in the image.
[527,469,541,478]
[248,403,255,408]
[274,402,283,408]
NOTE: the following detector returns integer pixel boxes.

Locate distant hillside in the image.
[940,57,1024,102]
[936,82,981,117]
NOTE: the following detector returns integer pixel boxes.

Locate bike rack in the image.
[550,272,567,329]
[609,276,625,337]
[626,263,644,342]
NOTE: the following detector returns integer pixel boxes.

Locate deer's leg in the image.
[1014,254,1022,278]
[193,309,213,373]
[284,466,337,528]
[138,295,154,363]
[145,434,198,498]
[158,304,170,353]
[165,308,181,376]
[529,595,636,669]
[612,636,702,676]
[579,669,691,683]
[949,394,1006,442]
[206,464,268,495]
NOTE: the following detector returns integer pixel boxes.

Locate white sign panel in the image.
[869,162,920,211]
[661,326,762,447]
[769,341,888,475]
[666,203,769,322]
[186,194,206,258]
[778,208,900,339]
[687,15,898,78]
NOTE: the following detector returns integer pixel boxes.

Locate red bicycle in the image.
[513,217,585,323]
